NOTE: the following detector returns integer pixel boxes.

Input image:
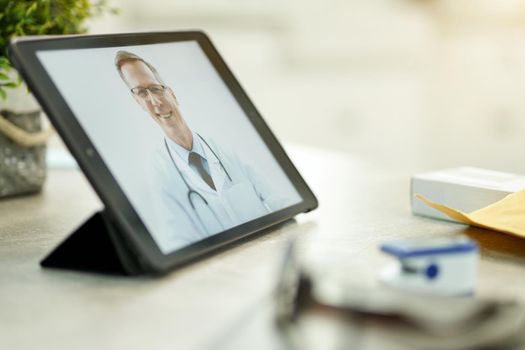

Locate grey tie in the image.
[188,152,216,190]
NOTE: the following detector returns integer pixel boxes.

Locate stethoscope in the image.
[164,133,233,232]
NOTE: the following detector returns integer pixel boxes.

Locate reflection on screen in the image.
[37,40,302,254]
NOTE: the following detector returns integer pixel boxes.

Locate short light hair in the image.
[114,50,165,86]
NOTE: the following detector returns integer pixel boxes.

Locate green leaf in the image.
[0,72,9,80]
[0,82,18,88]
[0,88,6,100]
[25,2,38,16]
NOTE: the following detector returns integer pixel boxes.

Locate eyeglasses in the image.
[274,240,525,350]
[130,84,168,99]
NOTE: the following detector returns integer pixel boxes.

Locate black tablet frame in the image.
[9,31,318,273]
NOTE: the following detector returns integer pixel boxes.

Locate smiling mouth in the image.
[155,111,173,119]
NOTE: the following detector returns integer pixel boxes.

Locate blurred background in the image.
[72,0,525,173]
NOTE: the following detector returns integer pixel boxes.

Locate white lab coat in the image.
[151,134,287,253]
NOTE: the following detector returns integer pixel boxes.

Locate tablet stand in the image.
[41,210,144,275]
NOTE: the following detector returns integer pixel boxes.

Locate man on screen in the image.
[115,50,285,250]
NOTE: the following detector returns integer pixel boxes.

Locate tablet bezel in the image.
[9,31,318,272]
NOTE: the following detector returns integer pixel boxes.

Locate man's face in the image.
[120,60,182,126]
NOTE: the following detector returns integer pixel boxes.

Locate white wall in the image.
[74,0,525,174]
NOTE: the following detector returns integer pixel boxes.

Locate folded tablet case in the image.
[41,210,148,275]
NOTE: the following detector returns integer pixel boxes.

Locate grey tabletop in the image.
[2,145,525,350]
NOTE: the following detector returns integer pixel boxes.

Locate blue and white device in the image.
[379,236,479,296]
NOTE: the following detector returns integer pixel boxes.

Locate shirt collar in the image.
[165,131,207,164]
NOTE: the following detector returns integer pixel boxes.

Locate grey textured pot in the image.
[0,82,52,197]
[0,109,47,197]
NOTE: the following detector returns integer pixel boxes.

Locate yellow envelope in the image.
[415,189,525,239]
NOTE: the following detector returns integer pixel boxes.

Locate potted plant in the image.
[0,0,116,197]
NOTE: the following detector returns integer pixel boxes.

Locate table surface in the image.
[2,145,525,350]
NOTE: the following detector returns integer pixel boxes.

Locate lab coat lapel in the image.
[210,159,227,193]
[202,140,227,193]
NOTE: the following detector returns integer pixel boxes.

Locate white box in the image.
[411,167,525,222]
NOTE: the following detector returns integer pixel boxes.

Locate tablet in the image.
[9,31,317,273]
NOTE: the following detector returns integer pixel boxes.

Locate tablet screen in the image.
[36,40,302,254]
